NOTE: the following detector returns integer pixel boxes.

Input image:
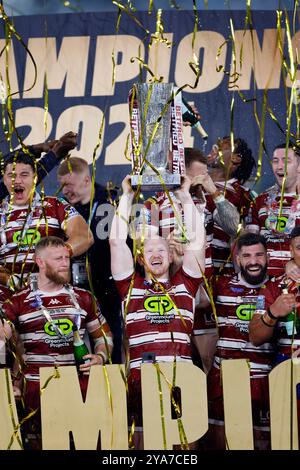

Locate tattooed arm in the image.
[192,173,240,237]
[213,198,240,237]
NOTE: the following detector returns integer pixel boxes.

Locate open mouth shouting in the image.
[13,186,26,201]
[275,171,285,181]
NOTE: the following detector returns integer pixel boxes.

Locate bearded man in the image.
[205,232,275,450]
[0,236,112,449]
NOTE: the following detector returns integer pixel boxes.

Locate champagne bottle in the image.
[72,324,90,368]
[181,97,208,139]
[281,283,299,336]
[285,310,297,336]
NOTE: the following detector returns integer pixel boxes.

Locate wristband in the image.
[267,308,278,321]
[260,314,276,328]
[65,242,74,258]
[96,351,107,364]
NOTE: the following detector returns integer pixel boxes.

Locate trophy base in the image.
[131,173,181,191]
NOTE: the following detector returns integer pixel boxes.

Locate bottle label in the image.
[285,319,296,336]
[284,311,300,336]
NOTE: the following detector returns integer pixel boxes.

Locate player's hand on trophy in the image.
[52,131,77,160]
[175,175,192,201]
[168,232,185,257]
[121,175,134,195]
[192,172,216,195]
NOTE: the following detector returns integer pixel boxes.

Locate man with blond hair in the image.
[0,235,112,449]
[109,174,206,447]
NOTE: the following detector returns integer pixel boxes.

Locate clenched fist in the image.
[52,131,77,160]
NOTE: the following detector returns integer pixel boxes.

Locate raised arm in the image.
[193,173,240,237]
[0,132,77,202]
[175,176,206,275]
[65,215,94,257]
[35,131,77,182]
[109,175,134,278]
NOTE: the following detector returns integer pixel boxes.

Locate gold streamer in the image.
[6,367,61,450]
[59,1,81,13]
[149,9,172,49]
[43,67,48,137]
[128,416,136,449]
[148,0,153,15]
[112,2,150,35]
[192,0,200,56]
[3,17,13,150]
[277,10,298,219]
[102,364,115,449]
[0,4,38,151]
[5,368,23,450]
[154,363,167,450]
[155,363,189,450]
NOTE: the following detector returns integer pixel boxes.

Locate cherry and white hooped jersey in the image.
[256,274,300,358]
[0,285,12,364]
[245,186,300,277]
[2,284,109,382]
[212,272,275,377]
[115,267,201,370]
[0,194,79,275]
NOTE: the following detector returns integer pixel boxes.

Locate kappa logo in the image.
[48,299,61,305]
[44,318,73,336]
[144,295,174,316]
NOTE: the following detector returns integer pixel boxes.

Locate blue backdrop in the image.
[0,8,298,195]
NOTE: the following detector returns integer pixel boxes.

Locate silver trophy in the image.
[130,82,182,191]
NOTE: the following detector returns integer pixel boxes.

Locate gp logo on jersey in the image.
[265,216,287,232]
[236,304,256,321]
[144,296,174,315]
[13,229,41,246]
[44,318,73,336]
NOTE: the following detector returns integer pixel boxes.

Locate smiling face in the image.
[272,147,300,192]
[236,243,268,285]
[3,163,35,206]
[142,237,172,280]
